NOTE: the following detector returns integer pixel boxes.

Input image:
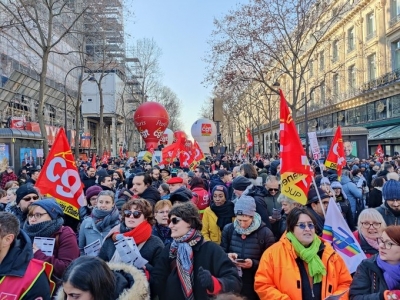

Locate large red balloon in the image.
[173,130,187,144]
[133,102,169,151]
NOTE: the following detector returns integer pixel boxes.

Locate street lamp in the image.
[63,66,96,134]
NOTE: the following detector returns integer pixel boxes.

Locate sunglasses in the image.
[22,195,39,201]
[295,222,315,230]
[170,217,182,225]
[124,210,142,219]
[268,188,279,192]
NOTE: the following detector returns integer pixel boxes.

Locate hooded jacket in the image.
[254,234,352,300]
[138,186,161,206]
[55,262,150,300]
[0,230,52,299]
[243,185,271,229]
[376,201,400,226]
[340,175,362,216]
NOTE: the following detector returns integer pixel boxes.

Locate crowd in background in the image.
[1,152,400,299]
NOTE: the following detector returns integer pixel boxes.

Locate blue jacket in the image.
[340,175,362,215]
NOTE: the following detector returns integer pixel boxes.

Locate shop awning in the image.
[368,125,400,140]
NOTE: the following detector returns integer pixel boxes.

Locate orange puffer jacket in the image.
[254,234,352,300]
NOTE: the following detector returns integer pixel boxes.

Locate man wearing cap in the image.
[6,184,39,224]
[0,212,54,298]
[160,168,171,182]
[306,188,330,236]
[167,176,185,193]
[169,185,193,205]
[210,170,233,201]
[0,166,18,189]
[376,179,400,226]
[131,172,160,206]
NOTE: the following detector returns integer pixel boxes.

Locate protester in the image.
[5,186,17,206]
[81,166,97,192]
[368,177,385,208]
[23,199,80,285]
[0,166,18,189]
[272,194,302,239]
[189,176,210,219]
[79,184,103,220]
[149,202,242,299]
[254,207,352,299]
[151,167,164,189]
[341,169,363,221]
[264,176,281,217]
[331,181,356,231]
[202,185,235,244]
[376,179,400,226]
[350,225,400,299]
[152,199,173,245]
[0,212,54,298]
[4,180,18,190]
[6,184,39,224]
[79,190,120,254]
[158,183,170,200]
[169,185,193,206]
[221,196,275,300]
[166,176,185,193]
[210,170,233,200]
[353,208,387,258]
[131,172,161,206]
[55,256,150,300]
[99,198,164,274]
[305,188,330,236]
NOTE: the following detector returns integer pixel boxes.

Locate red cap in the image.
[167,177,184,184]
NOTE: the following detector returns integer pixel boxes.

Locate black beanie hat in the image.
[232,176,252,191]
[16,184,39,205]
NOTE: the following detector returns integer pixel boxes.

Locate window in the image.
[332,74,339,97]
[390,0,400,25]
[367,53,377,81]
[347,27,355,53]
[309,59,314,77]
[320,81,326,102]
[319,51,325,71]
[392,41,400,70]
[348,65,356,90]
[87,98,92,102]
[366,12,376,40]
[332,40,339,63]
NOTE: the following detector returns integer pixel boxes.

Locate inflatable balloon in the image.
[173,130,187,143]
[133,102,169,151]
[191,118,217,154]
[159,128,174,146]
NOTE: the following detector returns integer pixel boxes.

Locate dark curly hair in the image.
[121,198,155,225]
[168,202,202,231]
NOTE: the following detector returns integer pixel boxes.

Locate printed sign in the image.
[201,123,212,136]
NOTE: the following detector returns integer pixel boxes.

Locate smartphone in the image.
[272,208,282,220]
[235,259,246,263]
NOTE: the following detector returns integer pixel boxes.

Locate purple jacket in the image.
[34,226,79,279]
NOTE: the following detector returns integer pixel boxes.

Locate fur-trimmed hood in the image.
[54,262,149,300]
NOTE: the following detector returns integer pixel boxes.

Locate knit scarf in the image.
[233,212,261,235]
[360,232,380,250]
[156,223,171,239]
[210,201,235,231]
[169,229,202,300]
[23,217,64,241]
[91,205,120,232]
[120,220,152,245]
[286,231,327,283]
[377,255,400,290]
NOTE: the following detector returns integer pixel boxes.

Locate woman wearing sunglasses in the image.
[350,225,400,299]
[353,208,387,259]
[255,207,352,299]
[221,195,275,300]
[98,199,164,273]
[150,202,241,300]
[23,198,80,286]
[78,190,120,255]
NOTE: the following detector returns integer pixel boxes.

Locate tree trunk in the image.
[38,51,50,158]
[98,82,104,155]
[74,74,83,160]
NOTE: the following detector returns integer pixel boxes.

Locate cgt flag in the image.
[324,126,346,177]
[322,198,366,273]
[279,90,312,205]
[243,128,254,155]
[375,144,384,158]
[35,128,85,219]
[188,141,205,170]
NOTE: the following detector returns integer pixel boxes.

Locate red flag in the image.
[91,153,96,168]
[161,143,178,165]
[375,144,384,158]
[324,127,346,176]
[279,90,312,205]
[119,146,123,158]
[35,128,84,219]
[188,141,205,170]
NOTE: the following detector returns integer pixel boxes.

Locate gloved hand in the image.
[198,266,213,291]
[384,290,400,299]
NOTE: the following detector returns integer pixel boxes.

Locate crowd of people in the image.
[1,153,400,299]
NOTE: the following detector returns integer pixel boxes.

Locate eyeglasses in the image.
[377,237,400,249]
[268,188,279,192]
[170,217,182,225]
[156,210,170,215]
[387,199,400,203]
[28,212,48,220]
[361,222,381,229]
[22,195,39,201]
[124,210,142,219]
[194,171,199,173]
[295,222,315,230]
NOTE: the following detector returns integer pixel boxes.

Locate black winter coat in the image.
[150,237,242,300]
[0,230,51,299]
[349,255,392,300]
[245,186,271,229]
[220,223,275,300]
[336,194,356,231]
[368,188,383,208]
[139,186,161,206]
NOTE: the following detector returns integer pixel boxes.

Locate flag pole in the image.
[311,176,326,218]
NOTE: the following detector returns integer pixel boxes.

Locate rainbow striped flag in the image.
[322,198,366,273]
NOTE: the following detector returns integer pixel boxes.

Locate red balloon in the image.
[173,130,187,144]
[133,102,169,151]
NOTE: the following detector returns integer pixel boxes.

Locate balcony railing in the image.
[390,14,400,27]
[365,30,376,41]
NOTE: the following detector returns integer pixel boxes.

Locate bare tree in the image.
[0,0,87,157]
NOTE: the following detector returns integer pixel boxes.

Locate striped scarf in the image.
[169,229,202,300]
